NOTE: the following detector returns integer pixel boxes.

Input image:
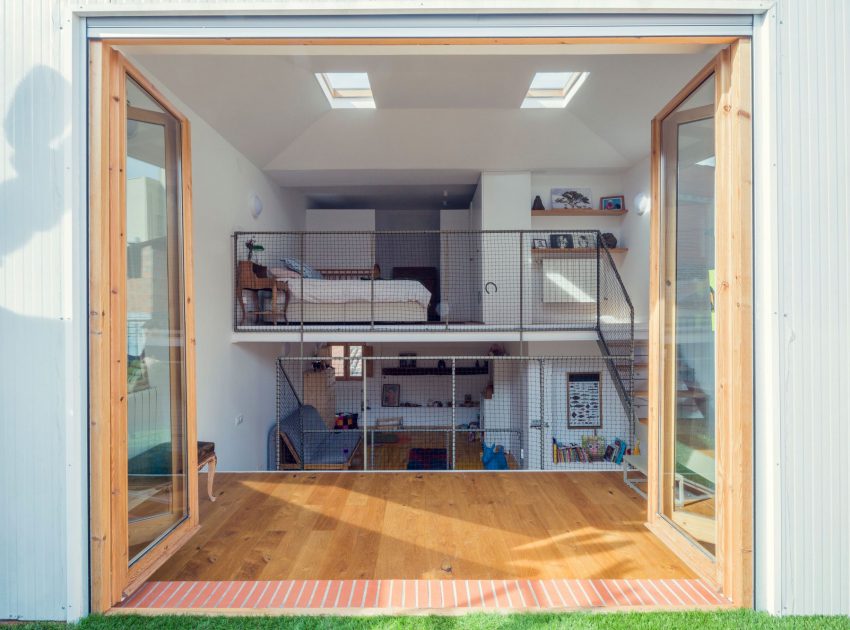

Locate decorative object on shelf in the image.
[581,434,606,462]
[600,195,625,211]
[245,238,264,262]
[437,359,447,370]
[531,195,546,211]
[551,187,593,209]
[382,383,400,407]
[549,233,574,249]
[399,353,417,368]
[488,344,507,356]
[600,233,618,249]
[532,238,547,249]
[567,372,602,428]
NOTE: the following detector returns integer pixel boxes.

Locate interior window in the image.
[330,344,364,380]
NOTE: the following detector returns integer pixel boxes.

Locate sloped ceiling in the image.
[129,47,716,193]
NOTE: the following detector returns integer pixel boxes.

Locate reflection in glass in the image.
[662,76,717,555]
[125,76,188,564]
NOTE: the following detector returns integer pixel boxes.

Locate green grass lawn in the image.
[12,611,850,630]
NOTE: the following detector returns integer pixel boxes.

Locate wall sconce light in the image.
[250,193,263,219]
[634,192,651,216]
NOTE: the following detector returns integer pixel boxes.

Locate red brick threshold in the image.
[112,578,730,614]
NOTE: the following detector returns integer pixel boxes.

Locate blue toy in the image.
[481,442,508,470]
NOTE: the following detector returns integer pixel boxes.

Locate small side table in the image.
[197,441,217,502]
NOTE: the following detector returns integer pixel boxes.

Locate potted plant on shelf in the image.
[245,238,264,262]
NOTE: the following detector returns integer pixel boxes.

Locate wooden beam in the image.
[87,39,113,614]
[102,36,740,47]
[714,38,754,608]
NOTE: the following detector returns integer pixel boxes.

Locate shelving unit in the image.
[531,208,628,217]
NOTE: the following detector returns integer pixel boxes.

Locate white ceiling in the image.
[128,45,717,209]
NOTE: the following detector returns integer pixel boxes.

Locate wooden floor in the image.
[153,472,695,582]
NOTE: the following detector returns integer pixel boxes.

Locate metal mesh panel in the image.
[524,230,602,331]
[275,355,634,472]
[233,230,633,335]
[596,238,636,445]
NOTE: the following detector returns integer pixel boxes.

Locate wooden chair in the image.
[197,441,217,502]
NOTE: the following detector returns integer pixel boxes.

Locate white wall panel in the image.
[771,0,850,616]
[0,0,83,622]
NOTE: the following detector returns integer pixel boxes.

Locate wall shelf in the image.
[382,366,489,377]
[532,208,628,217]
[532,247,628,256]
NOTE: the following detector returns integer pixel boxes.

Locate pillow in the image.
[269,267,302,280]
[279,257,323,279]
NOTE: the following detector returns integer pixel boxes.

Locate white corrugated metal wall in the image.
[0,0,86,622]
[1,0,849,620]
[771,0,850,616]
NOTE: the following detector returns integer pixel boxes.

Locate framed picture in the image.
[600,195,625,211]
[549,233,574,249]
[382,383,401,407]
[532,238,548,249]
[567,372,602,429]
[399,353,417,368]
[573,233,595,249]
[551,187,593,209]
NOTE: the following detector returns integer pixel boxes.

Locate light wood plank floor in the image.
[153,472,695,582]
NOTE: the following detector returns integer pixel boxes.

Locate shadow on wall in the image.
[0,66,73,620]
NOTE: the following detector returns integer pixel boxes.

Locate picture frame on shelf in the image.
[399,353,417,368]
[382,383,401,407]
[532,238,548,249]
[551,187,593,209]
[548,233,574,249]
[574,233,595,249]
[600,195,625,211]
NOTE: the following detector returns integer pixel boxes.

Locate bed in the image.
[237,261,431,324]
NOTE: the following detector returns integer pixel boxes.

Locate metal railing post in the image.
[299,232,305,340]
[363,357,369,471]
[539,359,545,470]
[519,231,524,340]
[596,232,601,333]
[370,232,375,330]
[451,358,457,470]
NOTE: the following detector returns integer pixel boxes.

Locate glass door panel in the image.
[661,76,717,555]
[124,76,188,565]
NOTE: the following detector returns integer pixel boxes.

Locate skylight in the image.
[521,72,589,109]
[315,72,375,109]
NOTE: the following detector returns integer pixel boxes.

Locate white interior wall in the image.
[131,58,307,472]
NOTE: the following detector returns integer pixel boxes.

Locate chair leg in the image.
[206,455,217,502]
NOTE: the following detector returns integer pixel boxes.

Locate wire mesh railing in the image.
[274,355,636,472]
[233,230,633,336]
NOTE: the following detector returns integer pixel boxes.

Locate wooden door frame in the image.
[87,34,753,611]
[89,41,199,612]
[647,39,753,607]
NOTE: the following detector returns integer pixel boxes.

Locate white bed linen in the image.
[275,278,431,309]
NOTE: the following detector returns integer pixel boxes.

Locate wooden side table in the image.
[235,260,290,325]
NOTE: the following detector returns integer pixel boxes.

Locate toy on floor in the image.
[481,442,508,470]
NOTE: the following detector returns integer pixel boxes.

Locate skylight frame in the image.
[521,71,590,109]
[315,72,376,109]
